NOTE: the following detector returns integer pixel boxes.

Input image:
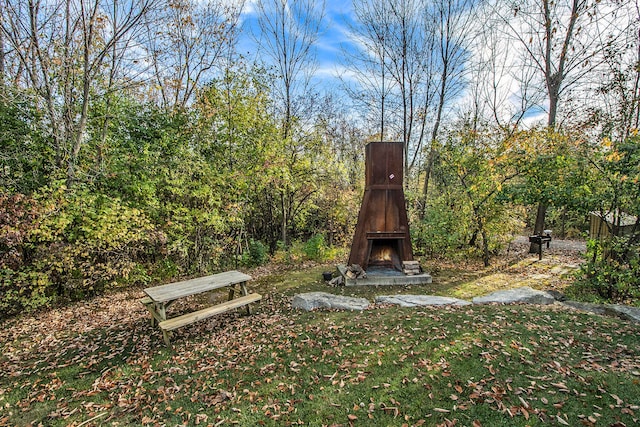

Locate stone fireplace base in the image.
[337,265,432,286]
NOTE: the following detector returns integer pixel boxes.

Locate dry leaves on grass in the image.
[1,276,639,426]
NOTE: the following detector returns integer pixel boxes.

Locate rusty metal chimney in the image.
[348,142,414,271]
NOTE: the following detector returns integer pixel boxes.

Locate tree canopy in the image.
[1,0,638,315]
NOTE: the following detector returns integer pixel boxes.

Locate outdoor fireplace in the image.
[348,141,414,272]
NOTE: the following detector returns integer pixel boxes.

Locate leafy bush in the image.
[0,187,166,317]
[0,193,53,316]
[573,237,640,304]
[271,237,337,265]
[304,234,328,262]
[411,194,473,257]
[0,193,41,269]
[482,204,527,253]
[243,239,269,267]
[0,90,52,194]
[272,240,303,265]
[412,192,525,263]
[0,269,52,316]
[33,186,164,298]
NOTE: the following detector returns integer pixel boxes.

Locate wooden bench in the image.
[159,294,262,332]
[142,271,261,345]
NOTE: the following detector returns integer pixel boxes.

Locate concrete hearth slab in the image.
[337,265,432,286]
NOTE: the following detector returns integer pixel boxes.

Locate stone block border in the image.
[291,287,640,324]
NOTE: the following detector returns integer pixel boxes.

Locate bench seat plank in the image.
[145,270,252,303]
[159,293,262,332]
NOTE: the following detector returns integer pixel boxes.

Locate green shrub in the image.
[304,234,327,262]
[243,239,269,267]
[0,269,53,317]
[572,237,640,304]
[32,186,164,298]
[0,193,53,316]
[412,195,473,257]
[153,259,180,282]
[272,240,302,265]
[272,237,334,265]
[0,187,166,317]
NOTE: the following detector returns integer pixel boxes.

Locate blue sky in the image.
[230,0,639,129]
[236,0,359,90]
[315,1,357,80]
[233,0,551,127]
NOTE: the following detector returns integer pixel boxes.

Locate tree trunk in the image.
[529,203,547,253]
[280,191,288,246]
[0,7,5,83]
[481,228,490,267]
[420,146,436,219]
[380,41,385,141]
[468,229,478,247]
[528,0,581,253]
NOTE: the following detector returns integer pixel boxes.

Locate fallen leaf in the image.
[610,394,624,406]
[552,382,569,391]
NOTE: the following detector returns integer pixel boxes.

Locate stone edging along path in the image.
[291,287,640,324]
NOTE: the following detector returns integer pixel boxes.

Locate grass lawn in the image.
[1,249,639,426]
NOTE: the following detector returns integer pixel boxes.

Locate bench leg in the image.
[163,329,172,346]
[150,303,169,344]
[143,302,165,327]
[228,282,252,314]
[240,282,252,314]
[146,304,156,327]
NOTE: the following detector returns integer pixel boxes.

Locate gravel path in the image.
[512,235,586,252]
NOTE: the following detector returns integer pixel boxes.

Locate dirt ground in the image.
[420,236,586,300]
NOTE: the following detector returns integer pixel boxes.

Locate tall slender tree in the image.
[341,0,395,142]
[0,2,5,84]
[347,0,440,179]
[254,0,325,140]
[421,0,475,217]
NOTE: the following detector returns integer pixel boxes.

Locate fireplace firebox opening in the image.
[367,239,403,271]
